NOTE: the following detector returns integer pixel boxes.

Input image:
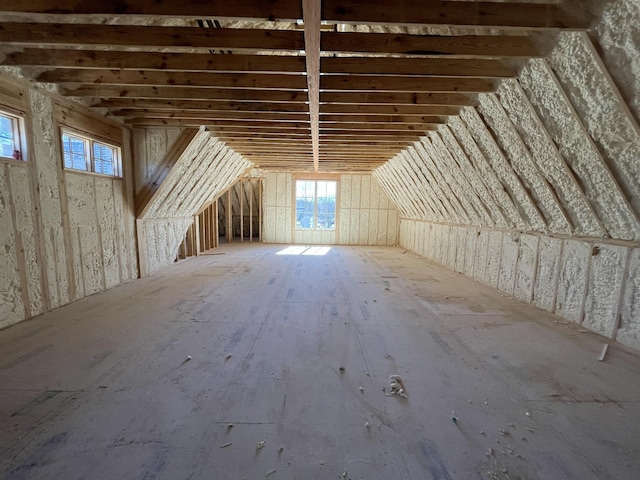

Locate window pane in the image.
[295,180,336,231]
[93,142,116,175]
[316,181,336,230]
[295,180,315,230]
[0,114,16,158]
[62,133,89,171]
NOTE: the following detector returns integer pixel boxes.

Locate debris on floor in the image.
[387,375,408,398]
[220,442,232,448]
[256,440,266,450]
[599,344,609,362]
[225,353,233,360]
[265,468,276,477]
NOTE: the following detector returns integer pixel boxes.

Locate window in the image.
[0,110,24,161]
[61,129,121,177]
[295,180,336,230]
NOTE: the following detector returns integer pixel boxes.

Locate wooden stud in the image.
[249,179,253,242]
[240,180,244,243]
[227,188,232,243]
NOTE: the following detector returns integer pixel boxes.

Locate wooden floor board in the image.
[1,243,639,479]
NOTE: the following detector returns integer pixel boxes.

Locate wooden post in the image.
[194,215,201,256]
[240,180,244,243]
[214,200,219,248]
[249,179,254,242]
[258,179,263,243]
[209,204,214,249]
[205,209,210,251]
[179,235,186,259]
[136,219,148,277]
[226,188,232,243]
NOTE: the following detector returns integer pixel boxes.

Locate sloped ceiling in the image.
[0,0,588,173]
[374,28,640,241]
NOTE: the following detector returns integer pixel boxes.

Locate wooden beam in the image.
[320,123,439,131]
[109,109,310,122]
[89,95,476,122]
[321,0,586,29]
[320,129,430,136]
[228,147,312,152]
[320,75,495,93]
[0,0,303,19]
[321,91,475,106]
[213,130,312,138]
[319,139,414,144]
[322,32,539,58]
[320,132,422,138]
[237,145,400,153]
[220,139,313,145]
[38,70,308,90]
[158,120,311,130]
[124,119,309,128]
[211,126,311,134]
[96,99,310,113]
[320,114,444,123]
[242,153,312,157]
[72,86,308,102]
[0,23,304,52]
[321,104,461,115]
[3,49,307,73]
[322,57,516,78]
[303,0,320,172]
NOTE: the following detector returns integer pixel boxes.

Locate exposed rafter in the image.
[0,0,588,172]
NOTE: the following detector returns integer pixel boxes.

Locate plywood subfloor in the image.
[1,244,640,479]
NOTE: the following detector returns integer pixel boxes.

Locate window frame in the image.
[295,179,337,231]
[60,127,122,178]
[0,107,26,162]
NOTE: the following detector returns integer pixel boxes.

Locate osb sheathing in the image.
[377,16,640,350]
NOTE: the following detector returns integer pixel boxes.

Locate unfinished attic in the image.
[1,0,640,478]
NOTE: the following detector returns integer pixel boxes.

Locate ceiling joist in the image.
[0,0,586,172]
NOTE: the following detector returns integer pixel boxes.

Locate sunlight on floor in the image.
[276,246,332,256]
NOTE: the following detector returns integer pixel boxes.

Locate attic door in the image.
[217,178,262,243]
